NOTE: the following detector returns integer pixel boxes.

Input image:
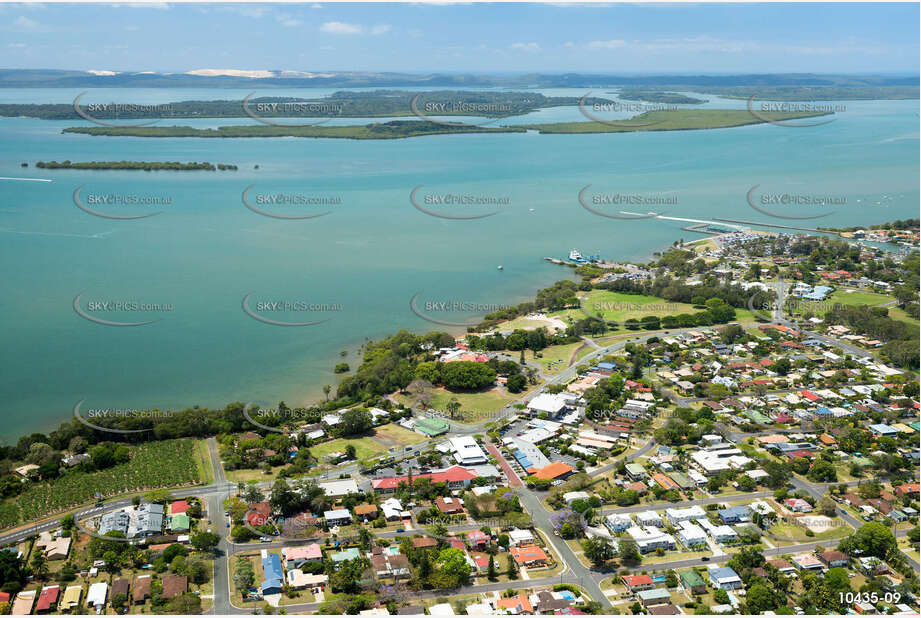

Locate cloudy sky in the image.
[1,2,918,74]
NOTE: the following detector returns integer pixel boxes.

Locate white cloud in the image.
[510,42,540,52]
[280,18,302,27]
[8,42,26,48]
[13,16,40,30]
[587,39,626,49]
[321,21,363,34]
[371,24,391,35]
[221,5,266,18]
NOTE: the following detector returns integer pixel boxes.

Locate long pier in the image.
[712,217,826,233]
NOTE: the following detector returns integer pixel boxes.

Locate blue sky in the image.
[1,3,918,74]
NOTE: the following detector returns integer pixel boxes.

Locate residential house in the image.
[707,566,742,590]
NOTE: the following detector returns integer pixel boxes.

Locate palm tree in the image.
[322,384,331,402]
[30,553,48,581]
[446,397,461,420]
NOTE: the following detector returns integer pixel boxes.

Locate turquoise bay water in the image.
[0,89,917,435]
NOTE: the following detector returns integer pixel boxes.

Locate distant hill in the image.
[0,69,917,100]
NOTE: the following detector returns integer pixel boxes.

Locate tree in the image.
[243,485,264,504]
[507,554,519,580]
[232,556,255,596]
[618,539,641,565]
[487,554,497,581]
[190,531,220,553]
[838,522,897,561]
[713,588,730,605]
[746,582,778,613]
[345,444,357,460]
[446,397,461,420]
[270,477,301,516]
[111,592,128,610]
[582,537,615,569]
[436,548,471,587]
[323,385,331,402]
[30,553,48,581]
[506,374,527,393]
[818,497,837,517]
[338,408,373,437]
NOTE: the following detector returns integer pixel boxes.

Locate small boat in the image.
[497,265,504,270]
[569,249,585,262]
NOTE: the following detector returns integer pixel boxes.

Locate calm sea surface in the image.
[0,88,917,435]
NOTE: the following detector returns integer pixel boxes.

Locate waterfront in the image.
[0,90,917,434]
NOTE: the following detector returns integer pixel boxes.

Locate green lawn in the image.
[535,341,592,374]
[373,423,428,445]
[792,289,895,317]
[550,290,757,326]
[310,436,389,461]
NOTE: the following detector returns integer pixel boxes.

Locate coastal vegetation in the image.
[59,109,832,139]
[615,90,706,104]
[35,160,238,171]
[62,120,525,139]
[2,90,609,121]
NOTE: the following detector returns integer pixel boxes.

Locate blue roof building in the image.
[595,362,616,371]
[261,553,284,596]
[718,505,750,524]
[869,424,899,437]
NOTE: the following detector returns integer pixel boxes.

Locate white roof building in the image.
[526,393,569,416]
[508,529,535,546]
[677,520,708,547]
[87,582,108,608]
[697,518,738,543]
[626,525,676,553]
[635,510,663,527]
[665,505,707,525]
[319,479,360,497]
[449,436,488,465]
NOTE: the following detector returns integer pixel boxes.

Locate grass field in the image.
[310,436,389,461]
[792,289,895,317]
[373,423,428,445]
[535,341,593,374]
[194,439,214,486]
[889,306,920,328]
[550,290,757,326]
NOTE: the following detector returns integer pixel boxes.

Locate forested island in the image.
[35,160,238,171]
[0,90,609,121]
[61,109,831,140]
[614,90,707,104]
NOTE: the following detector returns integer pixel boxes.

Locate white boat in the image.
[569,249,584,261]
[497,265,503,270]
